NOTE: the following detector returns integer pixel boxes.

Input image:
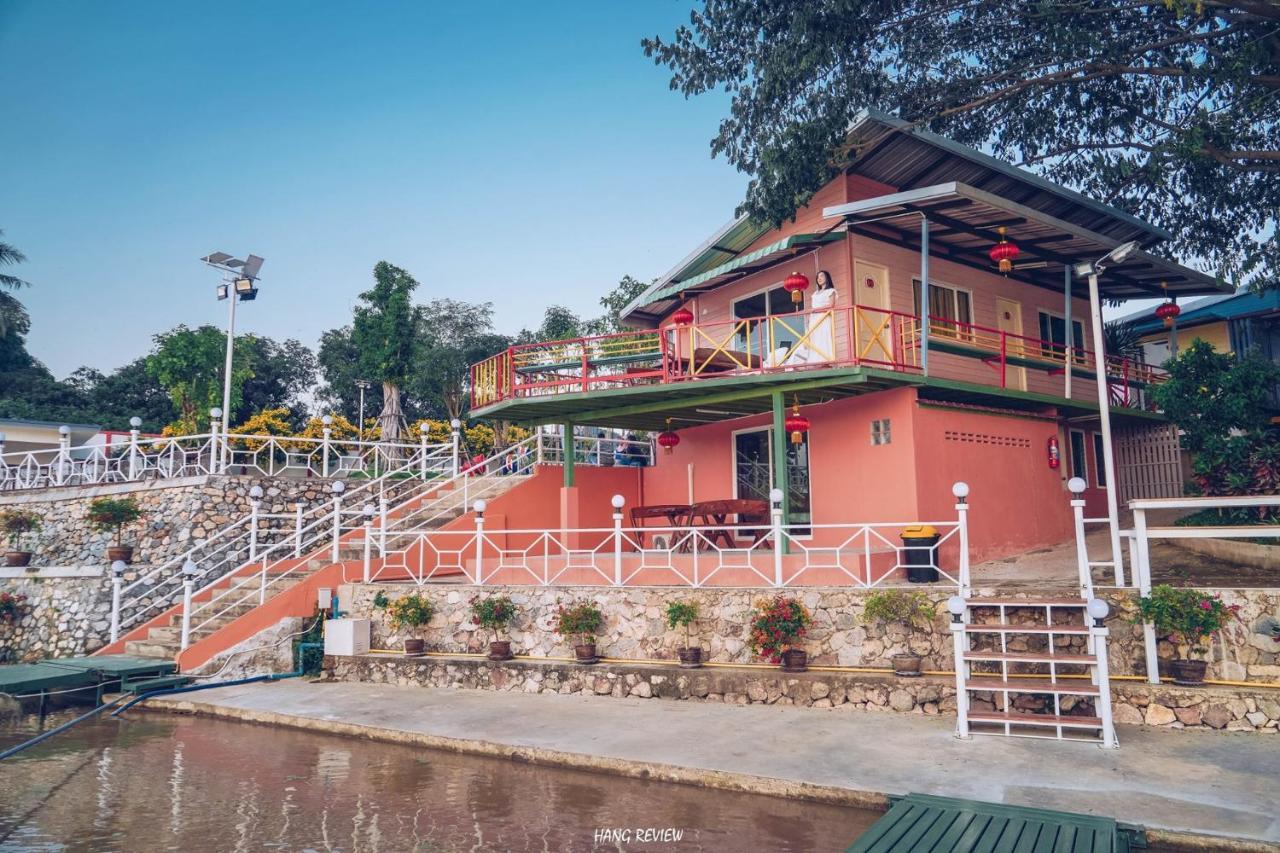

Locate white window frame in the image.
[729,423,812,540]
[1036,309,1088,364]
[912,277,974,341]
[1068,428,1089,482]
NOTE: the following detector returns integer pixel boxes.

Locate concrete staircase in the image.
[951,596,1117,747]
[121,472,533,666]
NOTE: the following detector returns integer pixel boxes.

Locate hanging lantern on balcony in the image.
[1155,301,1181,329]
[671,305,694,326]
[657,419,680,454]
[988,226,1020,274]
[784,400,810,445]
[783,271,810,305]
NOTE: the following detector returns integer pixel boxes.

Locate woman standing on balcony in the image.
[803,270,838,364]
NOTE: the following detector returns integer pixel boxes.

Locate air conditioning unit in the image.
[651,534,671,551]
[324,618,370,656]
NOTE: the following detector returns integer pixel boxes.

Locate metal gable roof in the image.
[824,182,1229,300]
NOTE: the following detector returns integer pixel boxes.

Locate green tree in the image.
[0,230,32,337]
[584,274,651,335]
[410,299,509,420]
[351,262,419,443]
[146,325,252,433]
[235,336,317,426]
[315,324,379,425]
[644,2,1280,288]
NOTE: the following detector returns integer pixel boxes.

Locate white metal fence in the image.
[0,430,453,492]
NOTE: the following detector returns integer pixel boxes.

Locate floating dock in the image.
[0,655,176,708]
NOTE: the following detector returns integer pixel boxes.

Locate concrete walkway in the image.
[148,680,1280,848]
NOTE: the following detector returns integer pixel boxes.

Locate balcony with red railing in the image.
[469,304,1166,413]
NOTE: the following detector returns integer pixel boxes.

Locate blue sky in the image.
[2,1,744,378]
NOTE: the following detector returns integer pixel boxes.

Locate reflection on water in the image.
[0,709,878,851]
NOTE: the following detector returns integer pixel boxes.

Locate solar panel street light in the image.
[201,251,266,471]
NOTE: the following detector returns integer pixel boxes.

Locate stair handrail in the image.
[116,445,452,638]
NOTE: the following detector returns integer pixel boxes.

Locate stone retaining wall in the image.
[0,570,112,661]
[344,583,1280,683]
[327,654,1280,732]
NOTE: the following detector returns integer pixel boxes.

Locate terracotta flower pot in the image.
[677,646,703,668]
[5,551,32,568]
[488,640,513,661]
[1171,658,1208,687]
[780,648,808,673]
[403,638,425,657]
[574,642,599,664]
[891,653,923,677]
[107,545,134,564]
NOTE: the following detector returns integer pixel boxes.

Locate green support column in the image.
[771,391,791,555]
[562,421,575,487]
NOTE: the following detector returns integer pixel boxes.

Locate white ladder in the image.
[950,596,1118,748]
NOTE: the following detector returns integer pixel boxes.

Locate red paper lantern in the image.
[1155,301,1180,329]
[671,306,694,326]
[657,419,680,454]
[988,226,1020,274]
[783,271,810,305]
[784,402,810,445]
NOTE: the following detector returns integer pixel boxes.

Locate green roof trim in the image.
[848,793,1144,853]
[642,231,846,307]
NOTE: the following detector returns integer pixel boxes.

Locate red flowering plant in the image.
[1134,585,1240,659]
[0,591,28,624]
[748,595,812,663]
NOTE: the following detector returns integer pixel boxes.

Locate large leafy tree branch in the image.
[644,0,1280,288]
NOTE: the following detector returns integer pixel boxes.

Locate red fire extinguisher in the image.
[1047,436,1061,470]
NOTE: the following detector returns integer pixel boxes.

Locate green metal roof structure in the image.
[848,793,1145,853]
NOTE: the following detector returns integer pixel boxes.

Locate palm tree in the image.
[0,231,31,337]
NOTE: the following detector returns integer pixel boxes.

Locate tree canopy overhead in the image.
[644,1,1280,289]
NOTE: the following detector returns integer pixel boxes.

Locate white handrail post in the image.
[473,500,487,584]
[56,425,71,485]
[293,503,304,558]
[1089,607,1119,748]
[536,431,545,465]
[330,481,346,563]
[109,561,126,643]
[419,422,430,479]
[379,495,388,556]
[247,486,263,561]
[770,487,784,587]
[179,559,197,651]
[947,598,970,738]
[952,482,971,596]
[611,494,625,586]
[362,504,376,584]
[208,409,222,474]
[128,417,141,480]
[258,557,268,605]
[321,416,333,478]
[1068,478,1093,599]
[450,418,462,477]
[1133,506,1160,684]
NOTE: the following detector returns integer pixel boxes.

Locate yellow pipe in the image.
[365,648,1280,689]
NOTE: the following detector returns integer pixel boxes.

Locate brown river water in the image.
[0,708,879,852]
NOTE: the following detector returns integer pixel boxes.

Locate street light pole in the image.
[219,288,237,472]
[356,379,371,443]
[201,252,264,473]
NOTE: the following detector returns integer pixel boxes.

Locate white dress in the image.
[803,286,838,363]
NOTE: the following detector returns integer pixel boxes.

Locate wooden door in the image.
[995,297,1027,391]
[852,260,893,364]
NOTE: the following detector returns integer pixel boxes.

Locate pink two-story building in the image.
[468,110,1229,563]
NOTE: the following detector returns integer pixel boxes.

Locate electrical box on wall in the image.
[324,618,370,656]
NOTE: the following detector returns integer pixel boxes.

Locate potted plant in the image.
[0,591,28,624]
[1135,584,1239,686]
[1,509,41,568]
[665,600,703,667]
[472,594,517,661]
[554,600,603,664]
[861,589,936,677]
[87,497,144,564]
[748,595,812,672]
[386,593,435,656]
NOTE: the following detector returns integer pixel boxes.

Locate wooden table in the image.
[681,499,771,549]
[629,504,690,547]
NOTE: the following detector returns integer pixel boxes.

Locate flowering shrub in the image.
[553,600,603,646]
[386,594,435,631]
[861,590,935,630]
[748,595,812,663]
[471,595,517,641]
[0,591,27,623]
[1134,585,1239,658]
